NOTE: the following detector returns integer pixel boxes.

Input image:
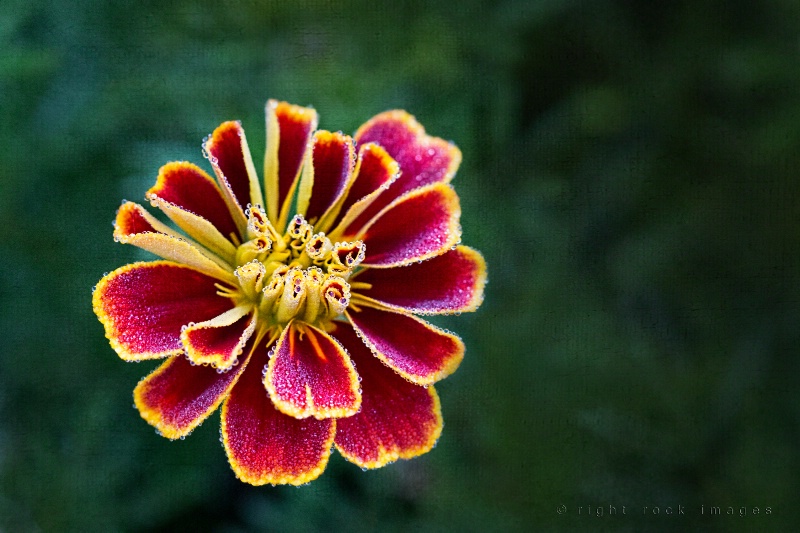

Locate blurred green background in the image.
[3,0,800,531]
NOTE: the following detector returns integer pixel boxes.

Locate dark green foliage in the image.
[2,0,798,530]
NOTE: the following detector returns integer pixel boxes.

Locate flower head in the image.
[93,100,486,485]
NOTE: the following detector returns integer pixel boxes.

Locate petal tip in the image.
[265,323,362,420]
[93,262,186,362]
[346,308,465,386]
[180,308,256,371]
[132,363,195,440]
[220,394,336,486]
[336,388,443,470]
[458,245,488,313]
[358,182,463,269]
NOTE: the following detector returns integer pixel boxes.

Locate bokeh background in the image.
[3,0,800,531]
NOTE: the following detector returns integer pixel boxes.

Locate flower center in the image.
[219,206,365,330]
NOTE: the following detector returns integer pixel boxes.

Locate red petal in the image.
[181,307,257,370]
[346,144,399,210]
[331,143,399,235]
[113,202,236,282]
[358,183,461,267]
[133,339,252,440]
[346,306,464,385]
[114,201,157,234]
[93,262,234,360]
[146,162,239,242]
[265,322,360,419]
[222,344,335,485]
[354,246,486,314]
[302,131,355,224]
[348,110,461,235]
[204,121,260,218]
[332,323,442,468]
[264,100,318,225]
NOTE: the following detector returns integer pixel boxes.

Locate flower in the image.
[92,100,486,485]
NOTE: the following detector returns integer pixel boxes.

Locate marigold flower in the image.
[92,100,487,485]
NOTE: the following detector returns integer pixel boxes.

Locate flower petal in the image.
[296,131,355,226]
[133,340,252,440]
[353,246,486,315]
[357,183,461,268]
[263,100,318,229]
[114,200,178,237]
[181,306,257,370]
[265,322,361,419]
[146,197,237,265]
[204,121,262,230]
[113,202,236,282]
[93,261,235,361]
[348,110,461,235]
[345,306,464,385]
[327,143,400,238]
[145,161,240,244]
[332,323,442,468]
[222,344,335,485]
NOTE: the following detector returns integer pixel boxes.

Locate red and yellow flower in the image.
[92,100,486,485]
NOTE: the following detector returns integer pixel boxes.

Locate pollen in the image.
[226,205,365,330]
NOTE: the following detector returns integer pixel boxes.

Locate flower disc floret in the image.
[224,207,363,331]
